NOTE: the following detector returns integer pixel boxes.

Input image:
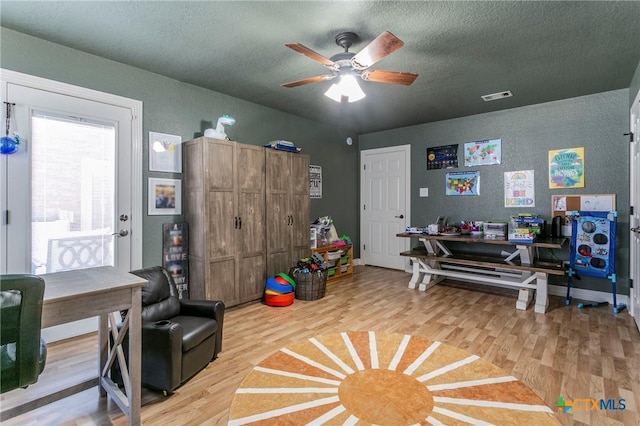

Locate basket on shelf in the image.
[290,269,327,301]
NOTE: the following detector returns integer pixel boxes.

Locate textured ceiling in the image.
[1,1,639,134]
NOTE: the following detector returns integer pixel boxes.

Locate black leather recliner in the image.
[116,266,224,394]
[1,275,47,394]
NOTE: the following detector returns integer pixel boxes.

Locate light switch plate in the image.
[419,187,429,197]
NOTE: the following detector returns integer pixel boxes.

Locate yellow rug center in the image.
[338,369,434,424]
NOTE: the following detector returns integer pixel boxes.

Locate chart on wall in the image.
[569,211,616,279]
[427,144,458,169]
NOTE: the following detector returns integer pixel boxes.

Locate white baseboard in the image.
[548,284,629,307]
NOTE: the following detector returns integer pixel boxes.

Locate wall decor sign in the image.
[548,147,584,188]
[309,164,322,199]
[162,222,189,299]
[445,171,480,196]
[464,138,501,166]
[427,144,458,169]
[148,178,181,215]
[504,170,535,207]
[149,131,182,173]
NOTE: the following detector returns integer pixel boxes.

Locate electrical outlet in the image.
[419,187,429,197]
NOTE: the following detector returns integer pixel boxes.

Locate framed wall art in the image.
[149,131,182,173]
[148,178,181,215]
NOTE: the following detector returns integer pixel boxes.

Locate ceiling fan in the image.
[282,31,418,102]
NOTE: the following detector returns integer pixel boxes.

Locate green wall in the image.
[359,90,631,294]
[1,28,360,267]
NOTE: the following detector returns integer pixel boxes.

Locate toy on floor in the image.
[565,211,626,313]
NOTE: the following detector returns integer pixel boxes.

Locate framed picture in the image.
[148,178,181,215]
[149,131,182,173]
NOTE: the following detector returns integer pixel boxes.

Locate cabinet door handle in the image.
[290,215,294,226]
[238,217,242,229]
[234,216,238,229]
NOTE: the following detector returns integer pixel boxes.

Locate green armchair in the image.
[1,275,47,394]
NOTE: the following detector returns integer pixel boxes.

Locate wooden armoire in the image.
[183,137,309,307]
[265,148,310,277]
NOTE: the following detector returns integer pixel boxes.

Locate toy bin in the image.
[291,269,327,301]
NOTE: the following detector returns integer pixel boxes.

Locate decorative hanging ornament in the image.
[1,102,21,155]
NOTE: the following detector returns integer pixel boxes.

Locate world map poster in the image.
[464,138,502,166]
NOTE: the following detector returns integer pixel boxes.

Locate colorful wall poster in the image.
[504,170,535,207]
[427,144,458,169]
[464,138,501,166]
[446,171,480,196]
[309,165,322,199]
[548,147,585,188]
[162,222,189,299]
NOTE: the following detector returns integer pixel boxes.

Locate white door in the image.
[1,70,142,339]
[360,145,410,269]
[630,90,640,332]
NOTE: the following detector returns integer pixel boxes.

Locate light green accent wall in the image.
[1,28,360,267]
[360,90,631,294]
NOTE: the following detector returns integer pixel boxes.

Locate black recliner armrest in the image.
[139,320,183,392]
[179,300,225,357]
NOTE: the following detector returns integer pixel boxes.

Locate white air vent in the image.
[481,90,513,102]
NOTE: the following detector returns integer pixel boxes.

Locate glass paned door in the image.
[2,81,132,276]
[30,112,116,274]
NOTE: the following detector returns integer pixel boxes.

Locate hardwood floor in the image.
[2,266,639,425]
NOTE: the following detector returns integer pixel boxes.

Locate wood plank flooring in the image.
[2,266,639,425]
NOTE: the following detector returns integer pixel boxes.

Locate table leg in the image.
[128,287,141,426]
[534,272,549,314]
[98,314,108,398]
[417,259,444,291]
[515,289,534,310]
[408,257,422,289]
[516,244,534,265]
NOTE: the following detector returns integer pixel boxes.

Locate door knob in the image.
[112,229,129,237]
[395,214,404,219]
[632,227,640,233]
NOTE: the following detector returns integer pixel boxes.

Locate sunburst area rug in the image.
[228,331,560,425]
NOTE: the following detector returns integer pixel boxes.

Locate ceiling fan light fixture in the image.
[324,75,366,103]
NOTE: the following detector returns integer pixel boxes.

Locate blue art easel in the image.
[565,211,626,313]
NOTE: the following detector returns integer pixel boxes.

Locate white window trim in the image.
[0,68,143,270]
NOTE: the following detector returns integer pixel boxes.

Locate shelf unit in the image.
[311,244,353,281]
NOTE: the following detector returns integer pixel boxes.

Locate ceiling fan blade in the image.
[351,31,404,70]
[361,69,418,86]
[285,43,337,69]
[281,74,335,88]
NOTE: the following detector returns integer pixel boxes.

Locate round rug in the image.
[228,331,560,425]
